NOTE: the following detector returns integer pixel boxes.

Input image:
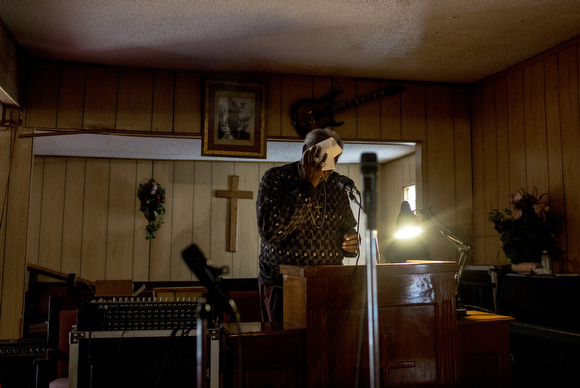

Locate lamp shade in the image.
[395,201,421,239]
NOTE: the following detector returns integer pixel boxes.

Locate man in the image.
[256,128,359,322]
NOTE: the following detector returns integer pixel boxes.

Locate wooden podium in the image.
[281,262,458,388]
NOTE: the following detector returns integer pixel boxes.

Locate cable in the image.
[154,328,179,388]
[114,330,127,360]
[167,328,192,388]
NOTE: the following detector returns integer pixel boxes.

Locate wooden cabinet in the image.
[281,262,458,388]
[220,322,306,388]
[456,311,514,388]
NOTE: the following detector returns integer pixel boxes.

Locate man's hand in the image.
[299,145,328,187]
[342,232,360,254]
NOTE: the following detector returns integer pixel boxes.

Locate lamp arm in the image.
[417,207,474,303]
[418,207,473,253]
[438,229,474,253]
[455,247,471,299]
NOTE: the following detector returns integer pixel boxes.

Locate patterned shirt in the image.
[256,161,358,287]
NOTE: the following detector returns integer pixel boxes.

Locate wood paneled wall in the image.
[0,60,470,338]
[27,156,365,281]
[471,37,580,274]
[25,154,410,281]
[0,22,27,339]
[0,125,32,340]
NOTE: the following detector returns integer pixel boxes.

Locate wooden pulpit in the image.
[281,262,458,388]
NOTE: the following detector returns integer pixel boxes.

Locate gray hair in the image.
[303,128,344,150]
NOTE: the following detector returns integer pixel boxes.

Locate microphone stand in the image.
[344,156,380,388]
[181,245,241,388]
[360,153,379,388]
[196,297,211,388]
[361,226,380,388]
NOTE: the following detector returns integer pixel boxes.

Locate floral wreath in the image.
[137,179,166,240]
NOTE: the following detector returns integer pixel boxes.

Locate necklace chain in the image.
[310,181,326,229]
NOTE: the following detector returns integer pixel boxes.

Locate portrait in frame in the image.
[202,79,267,159]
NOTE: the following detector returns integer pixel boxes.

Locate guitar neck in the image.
[331,86,403,114]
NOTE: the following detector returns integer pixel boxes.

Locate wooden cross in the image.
[215,175,254,252]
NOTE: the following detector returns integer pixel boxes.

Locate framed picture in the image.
[202,79,267,159]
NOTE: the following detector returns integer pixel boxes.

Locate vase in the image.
[511,262,542,275]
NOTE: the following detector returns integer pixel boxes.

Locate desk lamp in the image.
[395,201,473,317]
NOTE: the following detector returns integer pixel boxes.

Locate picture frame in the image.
[202,79,267,159]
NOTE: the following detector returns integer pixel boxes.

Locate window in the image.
[403,185,416,211]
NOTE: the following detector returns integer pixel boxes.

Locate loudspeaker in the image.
[0,340,46,388]
[69,330,218,388]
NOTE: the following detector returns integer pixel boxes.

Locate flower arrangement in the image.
[488,188,562,264]
[137,179,166,240]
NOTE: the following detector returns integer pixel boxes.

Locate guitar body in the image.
[291,90,345,138]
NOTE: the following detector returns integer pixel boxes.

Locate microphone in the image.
[337,175,360,195]
[361,153,378,230]
[181,244,240,322]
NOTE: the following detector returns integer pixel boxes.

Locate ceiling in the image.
[2,1,579,163]
[1,1,580,84]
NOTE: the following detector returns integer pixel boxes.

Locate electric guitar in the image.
[290,84,405,138]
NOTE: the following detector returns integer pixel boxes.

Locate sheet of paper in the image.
[304,137,343,170]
